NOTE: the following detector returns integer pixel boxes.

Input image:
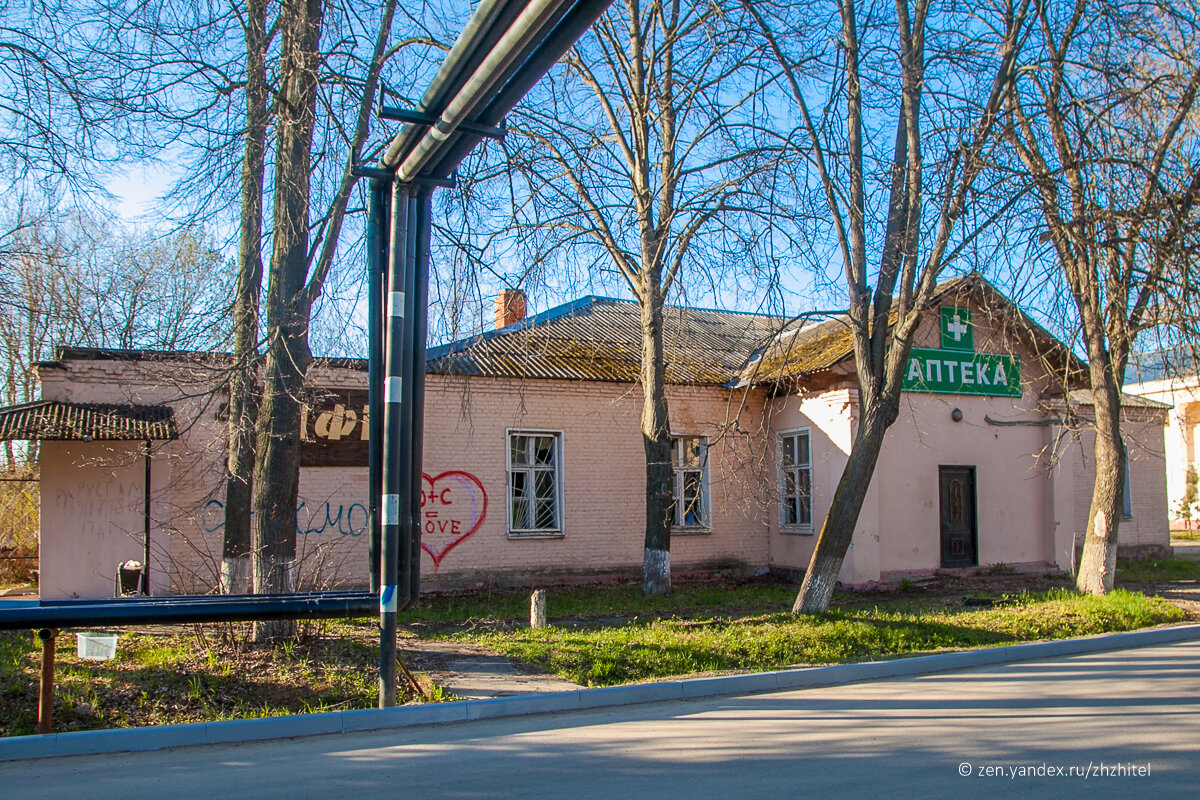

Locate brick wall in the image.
[37,356,773,595]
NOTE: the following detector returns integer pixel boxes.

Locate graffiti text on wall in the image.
[420,471,487,570]
[198,470,488,569]
[201,498,367,537]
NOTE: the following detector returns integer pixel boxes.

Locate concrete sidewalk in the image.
[3,622,1199,763]
[5,634,1200,799]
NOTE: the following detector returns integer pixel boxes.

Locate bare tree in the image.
[221,0,273,594]
[249,0,404,639]
[0,3,146,198]
[0,210,232,465]
[746,0,1031,613]
[1005,0,1200,594]
[453,0,794,595]
[83,0,441,598]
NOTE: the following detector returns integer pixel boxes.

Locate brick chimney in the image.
[495,289,527,329]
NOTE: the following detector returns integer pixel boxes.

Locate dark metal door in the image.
[939,466,977,568]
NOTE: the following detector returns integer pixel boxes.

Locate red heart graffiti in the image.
[420,471,488,569]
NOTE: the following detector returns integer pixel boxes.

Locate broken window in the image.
[508,432,561,534]
[670,435,709,529]
[780,429,812,531]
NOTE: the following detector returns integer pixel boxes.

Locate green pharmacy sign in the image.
[902,306,1021,397]
[902,349,1021,397]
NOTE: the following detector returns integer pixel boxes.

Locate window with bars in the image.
[779,429,812,531]
[670,436,709,529]
[507,432,561,535]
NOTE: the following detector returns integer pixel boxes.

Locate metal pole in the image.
[379,180,411,707]
[397,192,418,608]
[406,189,433,607]
[37,628,56,734]
[143,440,152,595]
[367,180,389,594]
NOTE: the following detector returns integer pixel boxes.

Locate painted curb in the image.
[4,622,1199,762]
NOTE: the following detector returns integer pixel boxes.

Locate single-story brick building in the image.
[0,277,1171,598]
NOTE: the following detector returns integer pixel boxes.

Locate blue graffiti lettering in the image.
[202,498,225,533]
[201,498,367,537]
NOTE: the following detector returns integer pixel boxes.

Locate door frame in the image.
[938,465,978,568]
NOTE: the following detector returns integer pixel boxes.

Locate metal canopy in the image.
[0,401,178,442]
[379,0,614,181]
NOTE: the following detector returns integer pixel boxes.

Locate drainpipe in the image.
[367,180,389,593]
[143,440,152,596]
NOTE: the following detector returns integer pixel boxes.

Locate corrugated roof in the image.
[0,401,177,441]
[426,296,787,385]
[738,276,1087,386]
[1066,389,1171,410]
[738,315,857,385]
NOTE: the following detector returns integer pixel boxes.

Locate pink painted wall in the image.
[37,356,772,596]
[418,376,770,585]
[38,441,171,598]
[33,294,1169,598]
[762,296,1169,583]
[1056,411,1170,555]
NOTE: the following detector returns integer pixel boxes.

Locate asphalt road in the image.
[6,639,1200,799]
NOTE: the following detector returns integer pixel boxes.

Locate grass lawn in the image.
[0,622,406,738]
[1116,557,1200,583]
[0,571,1188,736]
[431,587,1183,687]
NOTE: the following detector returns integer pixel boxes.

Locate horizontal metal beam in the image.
[0,592,377,630]
[351,165,458,189]
[36,590,369,607]
[353,166,397,180]
[379,105,506,140]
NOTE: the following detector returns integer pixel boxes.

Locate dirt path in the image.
[398,637,583,699]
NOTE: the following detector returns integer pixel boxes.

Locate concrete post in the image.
[530,589,547,629]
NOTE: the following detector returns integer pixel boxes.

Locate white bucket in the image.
[76,632,118,661]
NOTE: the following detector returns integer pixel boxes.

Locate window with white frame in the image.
[780,429,812,531]
[508,432,562,534]
[670,436,709,529]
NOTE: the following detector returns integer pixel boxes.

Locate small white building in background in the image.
[1126,349,1200,528]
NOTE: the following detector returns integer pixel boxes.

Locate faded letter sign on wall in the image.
[300,389,369,466]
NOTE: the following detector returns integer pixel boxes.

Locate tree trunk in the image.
[221,0,269,594]
[251,0,322,642]
[1076,359,1125,595]
[639,290,673,596]
[793,397,893,614]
